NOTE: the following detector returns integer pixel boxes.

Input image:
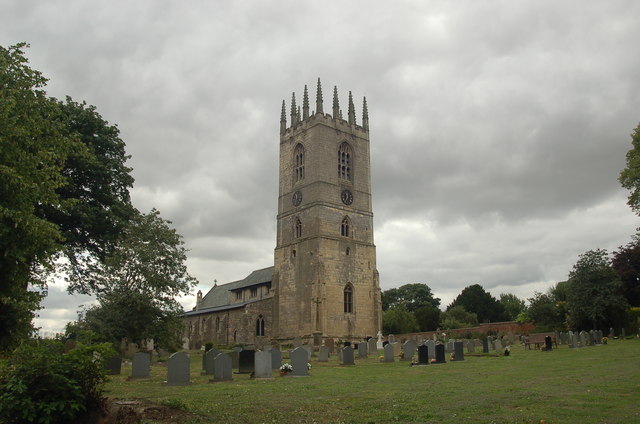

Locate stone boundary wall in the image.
[389,321,536,342]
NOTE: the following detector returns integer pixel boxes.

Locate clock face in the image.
[341,189,353,205]
[292,190,303,206]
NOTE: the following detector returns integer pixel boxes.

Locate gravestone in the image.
[131,352,150,379]
[452,341,464,361]
[271,348,282,370]
[544,336,553,351]
[106,356,122,375]
[388,334,396,343]
[383,343,394,362]
[609,327,615,338]
[434,344,446,364]
[445,341,454,353]
[482,338,489,353]
[231,347,242,369]
[213,353,233,381]
[166,352,190,386]
[202,348,221,375]
[589,330,596,346]
[466,340,475,354]
[318,346,329,362]
[494,339,503,352]
[426,340,436,359]
[254,351,273,379]
[417,344,429,365]
[621,328,626,339]
[341,346,355,365]
[302,344,313,360]
[325,338,335,354]
[579,331,586,347]
[358,342,368,358]
[402,340,416,361]
[291,347,310,376]
[238,349,255,374]
[368,338,378,356]
[392,342,402,357]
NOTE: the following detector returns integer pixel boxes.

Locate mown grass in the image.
[105,339,640,423]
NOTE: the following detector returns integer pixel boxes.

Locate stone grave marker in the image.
[445,341,454,353]
[494,339,503,352]
[402,340,416,361]
[417,344,429,365]
[318,346,329,362]
[131,352,150,379]
[388,334,396,343]
[358,342,368,358]
[579,331,587,347]
[383,343,394,362]
[452,341,464,361]
[231,347,242,369]
[589,330,596,346]
[368,338,378,356]
[426,340,436,359]
[609,327,615,338]
[544,336,553,351]
[291,347,309,376]
[238,349,255,374]
[254,351,273,379]
[434,344,446,364]
[105,356,122,375]
[271,348,282,370]
[392,342,402,357]
[166,351,190,386]
[466,340,475,354]
[202,348,221,375]
[213,353,233,382]
[325,338,335,354]
[341,346,355,365]
[622,328,626,339]
[482,338,489,353]
[302,344,313,360]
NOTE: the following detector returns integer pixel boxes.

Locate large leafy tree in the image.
[526,289,563,331]
[499,293,526,321]
[619,122,640,214]
[566,249,628,330]
[0,43,72,350]
[448,284,508,323]
[381,283,440,312]
[612,235,640,307]
[413,304,441,331]
[440,305,478,330]
[382,306,419,335]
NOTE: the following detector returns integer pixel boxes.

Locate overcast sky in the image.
[3,1,640,334]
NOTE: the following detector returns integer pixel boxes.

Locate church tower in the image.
[272,79,381,344]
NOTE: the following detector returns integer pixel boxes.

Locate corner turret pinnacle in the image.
[362,96,369,131]
[280,100,287,133]
[290,92,297,126]
[332,86,340,119]
[302,85,309,120]
[316,78,324,115]
[348,91,356,125]
[297,106,301,123]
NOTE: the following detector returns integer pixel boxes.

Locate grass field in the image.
[105,339,640,423]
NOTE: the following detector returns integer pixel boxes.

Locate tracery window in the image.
[341,216,351,237]
[344,284,353,313]
[294,144,305,182]
[256,315,265,336]
[338,142,353,181]
[295,217,302,238]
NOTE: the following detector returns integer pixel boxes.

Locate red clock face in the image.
[341,189,353,205]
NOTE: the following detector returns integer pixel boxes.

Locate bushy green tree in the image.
[499,293,526,321]
[612,235,640,307]
[414,304,441,331]
[440,305,478,329]
[619,122,640,214]
[382,306,419,335]
[448,284,508,323]
[527,290,563,331]
[381,283,440,312]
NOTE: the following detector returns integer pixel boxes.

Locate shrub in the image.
[0,339,114,424]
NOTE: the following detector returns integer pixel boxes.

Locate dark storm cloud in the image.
[3,0,640,330]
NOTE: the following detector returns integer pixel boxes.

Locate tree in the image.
[612,235,640,307]
[381,283,440,312]
[0,43,72,350]
[527,290,563,331]
[566,249,628,330]
[414,304,441,331]
[382,306,419,335]
[440,305,478,329]
[499,293,526,321]
[448,284,508,323]
[619,122,640,214]
[67,209,197,350]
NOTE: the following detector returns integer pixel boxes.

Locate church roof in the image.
[197,266,274,310]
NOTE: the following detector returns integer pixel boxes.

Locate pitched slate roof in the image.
[197,266,274,310]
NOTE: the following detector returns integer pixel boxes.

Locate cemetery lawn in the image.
[105,339,640,424]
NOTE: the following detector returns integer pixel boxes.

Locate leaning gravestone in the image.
[238,350,255,374]
[426,340,436,360]
[106,356,122,375]
[254,351,273,379]
[202,348,221,375]
[213,353,233,382]
[131,352,150,379]
[291,347,309,376]
[271,348,282,370]
[434,344,446,364]
[402,340,416,361]
[166,352,190,386]
[482,338,489,353]
[318,346,329,362]
[417,344,429,365]
[341,346,355,365]
[368,338,378,356]
[452,341,464,361]
[383,343,394,362]
[358,342,368,359]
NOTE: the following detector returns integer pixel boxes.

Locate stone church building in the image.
[183,80,382,348]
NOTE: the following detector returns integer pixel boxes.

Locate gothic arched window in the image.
[295,217,302,238]
[341,216,351,237]
[256,315,265,336]
[338,142,353,181]
[215,316,220,332]
[294,144,305,182]
[344,284,353,313]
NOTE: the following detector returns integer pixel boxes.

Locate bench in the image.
[524,333,558,350]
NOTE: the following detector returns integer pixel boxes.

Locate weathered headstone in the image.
[392,342,402,357]
[609,327,615,338]
[318,346,329,362]
[358,342,368,358]
[202,348,221,375]
[271,348,282,370]
[325,338,335,354]
[494,339,503,352]
[579,331,587,347]
[482,338,489,353]
[166,352,190,386]
[254,351,273,379]
[445,341,454,353]
[302,344,313,360]
[341,346,355,365]
[417,344,429,365]
[131,352,150,379]
[383,343,394,362]
[231,347,242,369]
[238,349,255,374]
[402,340,416,361]
[426,340,436,359]
[388,334,396,343]
[452,341,464,361]
[589,330,596,346]
[291,346,310,376]
[466,340,475,354]
[213,353,233,381]
[368,338,378,356]
[544,336,553,351]
[106,356,122,375]
[434,344,446,364]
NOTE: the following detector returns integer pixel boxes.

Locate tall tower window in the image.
[256,315,265,336]
[294,144,305,182]
[295,217,302,238]
[344,284,353,313]
[338,142,353,181]
[341,216,351,237]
